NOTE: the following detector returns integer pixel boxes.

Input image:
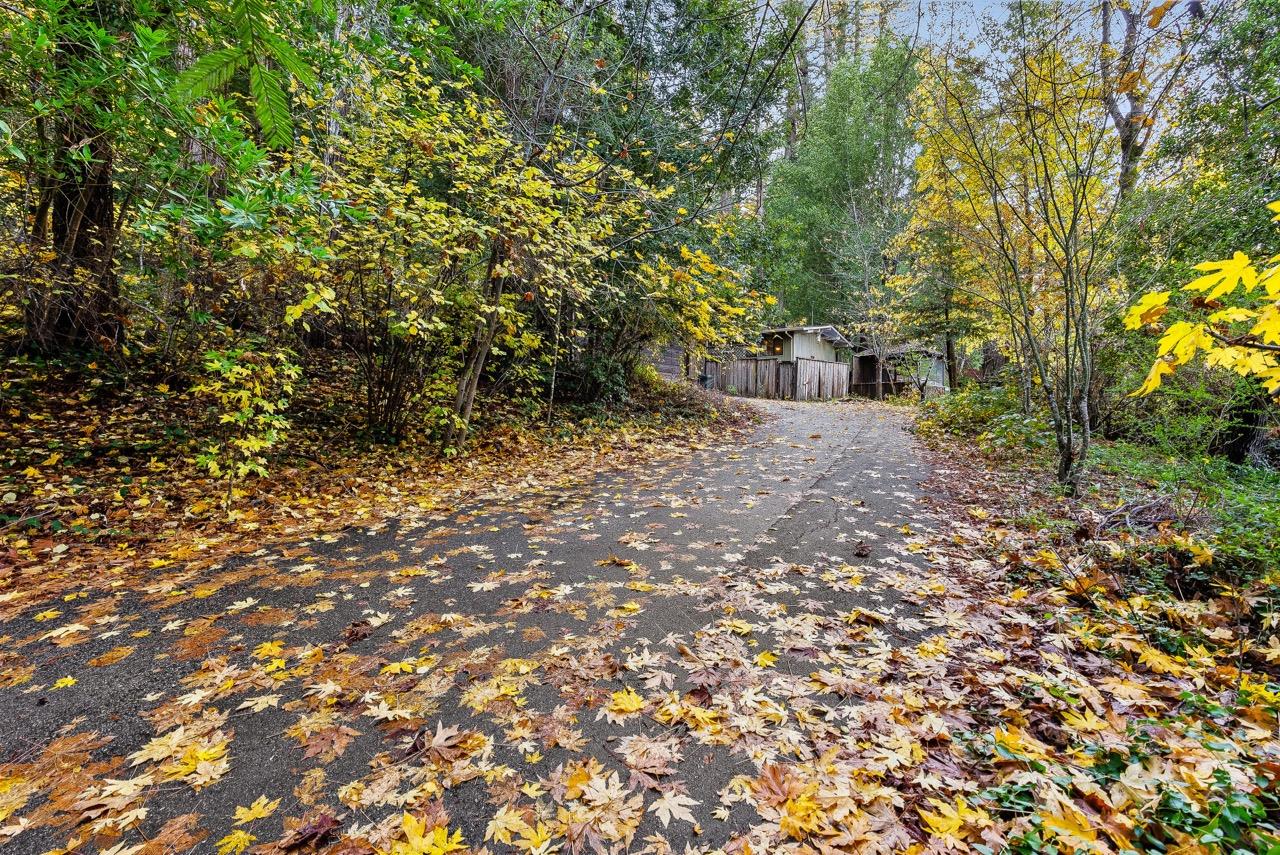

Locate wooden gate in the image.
[794,358,849,401]
[708,357,781,398]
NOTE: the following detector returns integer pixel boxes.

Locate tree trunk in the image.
[1100,2,1148,201]
[444,240,506,448]
[25,109,122,352]
[979,340,1005,384]
[944,334,958,390]
[784,14,812,161]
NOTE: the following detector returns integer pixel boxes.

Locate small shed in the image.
[759,325,853,362]
[850,341,949,399]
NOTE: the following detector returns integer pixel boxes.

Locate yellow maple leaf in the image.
[992,726,1046,761]
[1115,69,1142,94]
[1122,291,1170,329]
[393,813,466,855]
[1157,321,1213,365]
[1062,708,1109,733]
[1252,302,1280,341]
[166,738,229,782]
[919,795,990,847]
[381,660,417,675]
[1131,357,1175,396]
[253,639,284,659]
[608,687,646,715]
[1187,540,1215,566]
[779,792,825,839]
[918,798,964,847]
[1207,306,1256,324]
[1185,251,1257,299]
[1040,805,1101,850]
[233,795,280,825]
[1136,644,1187,676]
[513,821,557,852]
[484,804,530,844]
[754,650,779,668]
[216,829,256,855]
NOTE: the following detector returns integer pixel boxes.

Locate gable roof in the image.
[759,324,853,349]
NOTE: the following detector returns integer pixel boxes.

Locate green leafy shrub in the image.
[918,387,1051,458]
[919,386,1022,434]
[1094,442,1280,582]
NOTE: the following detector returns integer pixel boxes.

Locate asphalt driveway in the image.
[0,400,941,855]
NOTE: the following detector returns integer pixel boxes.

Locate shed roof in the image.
[852,341,944,359]
[759,325,853,349]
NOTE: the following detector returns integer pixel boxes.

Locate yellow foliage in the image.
[216,829,256,855]
[392,812,466,855]
[779,792,825,839]
[918,795,990,849]
[608,687,646,715]
[1129,208,1280,395]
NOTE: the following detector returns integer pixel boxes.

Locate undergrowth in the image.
[916,385,1053,459]
[0,356,739,555]
[919,386,1280,853]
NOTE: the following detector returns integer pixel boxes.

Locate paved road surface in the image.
[0,400,939,854]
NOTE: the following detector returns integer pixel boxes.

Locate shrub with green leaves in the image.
[918,387,1051,458]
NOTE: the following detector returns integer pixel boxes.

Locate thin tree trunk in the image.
[945,334,957,390]
[445,239,506,448]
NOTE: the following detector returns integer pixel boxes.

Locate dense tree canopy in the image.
[0,0,795,454]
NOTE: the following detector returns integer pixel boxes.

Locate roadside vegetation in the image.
[1,1,781,567]
[915,383,1280,852]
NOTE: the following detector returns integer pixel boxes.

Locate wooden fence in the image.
[708,357,786,398]
[707,357,850,401]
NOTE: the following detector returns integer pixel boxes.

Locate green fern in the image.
[247,63,291,148]
[178,47,249,97]
[177,0,317,149]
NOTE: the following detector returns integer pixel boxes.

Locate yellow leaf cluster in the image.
[1128,208,1280,394]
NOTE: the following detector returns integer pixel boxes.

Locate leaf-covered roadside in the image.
[1,369,752,610]
[910,422,1280,853]
[7,399,1276,855]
